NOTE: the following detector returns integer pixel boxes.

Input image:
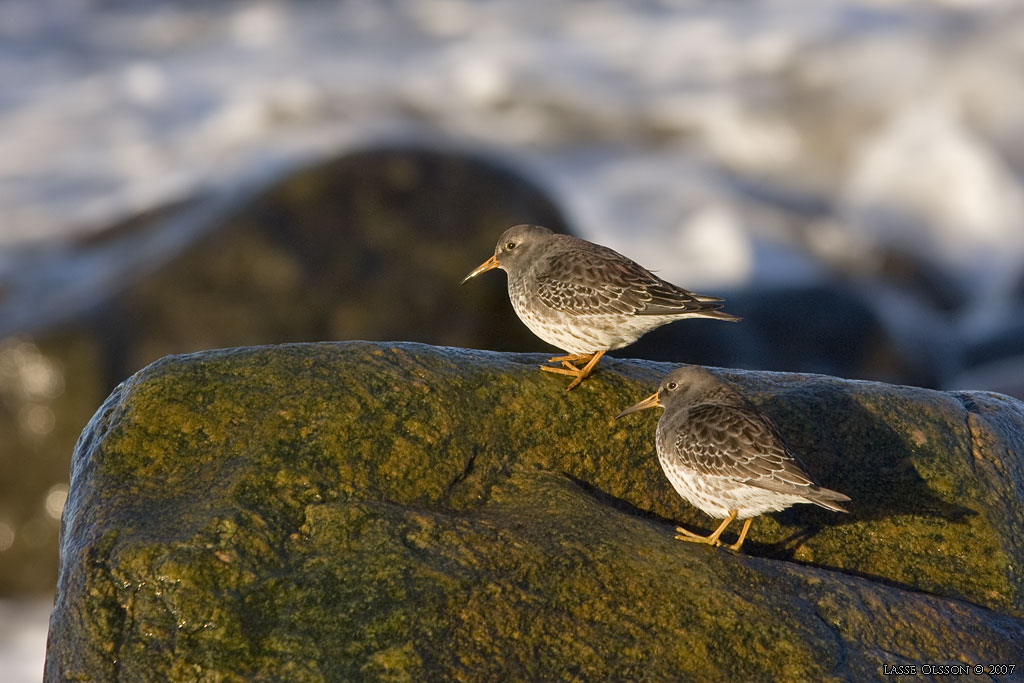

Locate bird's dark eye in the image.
[666,382,677,391]
[506,241,516,250]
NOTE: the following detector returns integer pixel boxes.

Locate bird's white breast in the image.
[657,452,808,520]
[508,280,678,354]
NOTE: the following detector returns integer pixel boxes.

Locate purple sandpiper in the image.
[617,366,849,551]
[462,224,739,390]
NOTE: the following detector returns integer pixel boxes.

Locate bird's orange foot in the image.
[547,353,593,365]
[673,526,722,547]
[726,518,754,552]
[673,511,738,549]
[540,366,581,377]
[539,350,606,391]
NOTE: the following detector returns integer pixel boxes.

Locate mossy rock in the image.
[46,342,1024,679]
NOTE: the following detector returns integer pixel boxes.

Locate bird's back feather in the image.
[667,402,844,507]
[532,236,736,319]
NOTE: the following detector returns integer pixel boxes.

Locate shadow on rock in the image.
[760,388,974,529]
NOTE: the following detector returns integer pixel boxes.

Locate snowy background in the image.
[3,0,1024,677]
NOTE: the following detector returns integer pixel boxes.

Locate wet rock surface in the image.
[46,342,1024,680]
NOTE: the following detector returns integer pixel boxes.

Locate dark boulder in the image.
[45,342,1024,680]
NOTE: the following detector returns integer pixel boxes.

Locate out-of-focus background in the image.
[3,0,1023,677]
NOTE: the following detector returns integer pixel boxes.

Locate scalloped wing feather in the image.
[671,404,817,493]
[533,242,723,317]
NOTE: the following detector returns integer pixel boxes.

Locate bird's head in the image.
[461,224,554,284]
[615,366,722,418]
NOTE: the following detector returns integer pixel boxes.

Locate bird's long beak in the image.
[615,392,661,419]
[461,254,500,285]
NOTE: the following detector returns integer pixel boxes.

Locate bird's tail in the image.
[689,294,741,322]
[806,486,851,513]
[696,308,742,323]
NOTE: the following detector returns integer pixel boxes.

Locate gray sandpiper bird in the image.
[616,366,850,552]
[462,224,739,390]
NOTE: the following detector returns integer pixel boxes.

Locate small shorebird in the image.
[462,224,738,390]
[617,366,849,552]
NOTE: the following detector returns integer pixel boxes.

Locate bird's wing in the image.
[672,403,817,494]
[534,242,722,316]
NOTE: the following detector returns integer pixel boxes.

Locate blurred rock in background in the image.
[87,146,568,382]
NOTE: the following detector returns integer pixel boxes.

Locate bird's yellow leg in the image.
[565,350,605,391]
[674,510,737,547]
[673,526,705,539]
[540,352,594,377]
[539,351,606,389]
[727,518,753,552]
[547,353,593,365]
[540,365,582,377]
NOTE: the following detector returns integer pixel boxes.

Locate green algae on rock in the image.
[46,342,1024,679]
